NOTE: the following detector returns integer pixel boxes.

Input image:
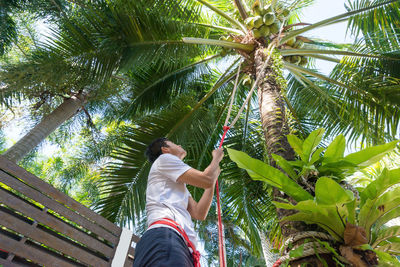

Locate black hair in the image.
[145,137,170,163]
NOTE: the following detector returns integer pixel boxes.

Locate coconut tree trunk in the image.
[3,92,87,163]
[254,48,305,234]
[254,47,316,260]
[254,48,337,266]
[254,48,294,161]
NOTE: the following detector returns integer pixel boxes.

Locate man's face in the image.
[162,141,187,159]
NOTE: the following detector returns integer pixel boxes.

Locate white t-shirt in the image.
[146,153,198,247]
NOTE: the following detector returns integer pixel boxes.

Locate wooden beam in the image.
[0,232,79,267]
[0,187,114,257]
[0,208,109,266]
[0,169,118,244]
[0,156,121,236]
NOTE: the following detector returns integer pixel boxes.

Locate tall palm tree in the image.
[1,43,131,163]
[23,0,400,264]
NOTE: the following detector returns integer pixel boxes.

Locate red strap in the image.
[216,126,229,267]
[219,126,230,149]
[150,218,201,267]
[273,259,282,267]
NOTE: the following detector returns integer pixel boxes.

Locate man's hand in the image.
[212,148,224,163]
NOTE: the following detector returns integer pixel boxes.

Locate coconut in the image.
[244,17,255,29]
[269,22,280,34]
[259,25,270,36]
[263,13,275,26]
[220,49,227,57]
[285,37,296,47]
[253,28,263,38]
[293,39,304,49]
[299,56,308,66]
[254,16,263,28]
[291,55,301,64]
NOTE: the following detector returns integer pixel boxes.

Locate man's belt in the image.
[149,218,201,267]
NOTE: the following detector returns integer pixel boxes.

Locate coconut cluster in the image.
[242,2,308,67]
[244,3,289,38]
[282,37,308,66]
[283,54,308,66]
[219,1,309,76]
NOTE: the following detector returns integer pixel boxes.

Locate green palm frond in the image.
[120,54,219,118]
[0,9,17,56]
[289,0,316,11]
[0,52,86,98]
[281,27,400,145]
[196,0,247,33]
[322,38,400,143]
[345,0,400,41]
[285,65,400,146]
[42,0,213,81]
[281,0,398,44]
[340,35,400,79]
[198,0,239,15]
[303,40,352,50]
[285,73,355,140]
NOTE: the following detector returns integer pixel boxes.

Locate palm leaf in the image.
[120,54,218,118]
[43,0,212,82]
[346,0,400,42]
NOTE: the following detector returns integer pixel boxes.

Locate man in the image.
[133,137,224,267]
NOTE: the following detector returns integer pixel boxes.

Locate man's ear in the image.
[161,146,169,154]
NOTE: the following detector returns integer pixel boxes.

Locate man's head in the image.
[145,138,187,163]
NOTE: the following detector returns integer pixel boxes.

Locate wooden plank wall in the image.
[0,156,139,266]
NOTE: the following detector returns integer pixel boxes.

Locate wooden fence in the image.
[0,156,140,266]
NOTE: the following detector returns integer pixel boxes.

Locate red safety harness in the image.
[150,218,201,267]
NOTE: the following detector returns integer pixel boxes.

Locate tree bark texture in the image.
[254,47,311,239]
[3,93,87,163]
[254,48,294,162]
[254,48,346,265]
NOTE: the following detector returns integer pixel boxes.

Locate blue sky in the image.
[300,0,355,74]
[302,0,353,42]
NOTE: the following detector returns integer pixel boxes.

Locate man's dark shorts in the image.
[133,227,194,267]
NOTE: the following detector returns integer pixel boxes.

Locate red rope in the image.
[218,126,230,149]
[216,125,230,267]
